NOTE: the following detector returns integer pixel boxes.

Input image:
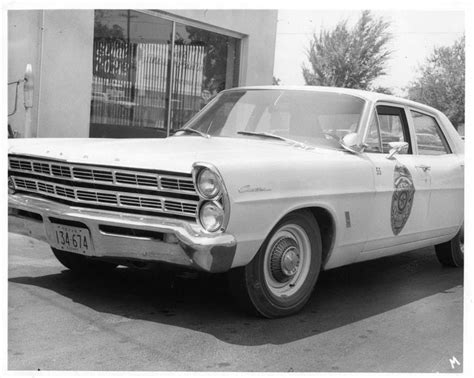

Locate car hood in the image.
[8,136,345,174]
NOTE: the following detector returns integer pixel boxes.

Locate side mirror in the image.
[340,132,365,154]
[386,141,409,160]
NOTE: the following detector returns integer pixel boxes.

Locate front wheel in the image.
[435,225,464,267]
[52,248,117,273]
[229,210,322,318]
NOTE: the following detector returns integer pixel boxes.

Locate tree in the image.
[407,36,465,127]
[371,86,394,95]
[175,26,231,94]
[302,11,392,90]
[94,10,126,40]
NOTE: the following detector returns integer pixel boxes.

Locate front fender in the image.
[218,150,375,269]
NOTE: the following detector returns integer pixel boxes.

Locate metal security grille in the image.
[90,41,205,130]
[9,156,199,219]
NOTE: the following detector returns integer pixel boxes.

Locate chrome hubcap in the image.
[460,225,464,255]
[263,224,311,298]
[269,237,300,282]
[281,248,300,277]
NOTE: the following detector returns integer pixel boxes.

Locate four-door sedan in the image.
[8,86,464,318]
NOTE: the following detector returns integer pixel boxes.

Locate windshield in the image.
[181,89,366,149]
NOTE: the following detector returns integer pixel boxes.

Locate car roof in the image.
[225,85,440,114]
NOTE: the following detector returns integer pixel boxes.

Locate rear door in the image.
[407,108,463,237]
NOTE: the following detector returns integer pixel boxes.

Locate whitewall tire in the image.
[229,210,322,318]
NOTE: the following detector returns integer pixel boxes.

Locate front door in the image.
[362,105,432,253]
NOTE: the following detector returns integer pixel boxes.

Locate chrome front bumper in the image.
[8,194,237,272]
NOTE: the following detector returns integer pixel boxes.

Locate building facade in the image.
[8,9,278,138]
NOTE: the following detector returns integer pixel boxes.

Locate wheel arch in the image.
[306,206,337,268]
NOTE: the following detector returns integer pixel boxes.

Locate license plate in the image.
[50,224,92,254]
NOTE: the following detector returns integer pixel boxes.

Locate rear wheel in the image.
[435,225,464,267]
[51,248,117,273]
[229,210,322,318]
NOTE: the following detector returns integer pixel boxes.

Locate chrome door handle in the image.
[415,165,431,172]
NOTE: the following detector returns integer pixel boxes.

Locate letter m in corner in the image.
[449,356,461,369]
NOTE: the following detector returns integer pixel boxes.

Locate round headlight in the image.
[197,168,221,199]
[199,201,225,232]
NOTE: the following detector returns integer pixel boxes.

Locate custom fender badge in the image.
[391,163,415,235]
[238,185,271,193]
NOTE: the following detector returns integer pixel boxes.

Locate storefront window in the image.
[90,10,241,138]
[170,23,240,130]
[91,10,173,137]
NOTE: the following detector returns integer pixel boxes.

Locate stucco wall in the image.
[38,10,95,137]
[8,10,94,138]
[8,10,42,137]
[167,9,278,86]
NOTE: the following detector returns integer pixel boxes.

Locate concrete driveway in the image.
[8,232,463,372]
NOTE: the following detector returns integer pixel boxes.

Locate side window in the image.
[411,110,450,155]
[376,106,412,154]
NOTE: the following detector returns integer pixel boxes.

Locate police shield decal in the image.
[391,163,415,235]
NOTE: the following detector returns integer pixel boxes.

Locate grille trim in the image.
[12,177,198,217]
[9,156,196,194]
[9,170,197,199]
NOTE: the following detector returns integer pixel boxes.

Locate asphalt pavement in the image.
[8,232,463,372]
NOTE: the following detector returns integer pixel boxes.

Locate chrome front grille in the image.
[9,156,196,194]
[51,164,72,178]
[32,161,51,175]
[161,177,196,191]
[10,159,33,171]
[72,167,113,182]
[9,156,199,218]
[115,171,158,187]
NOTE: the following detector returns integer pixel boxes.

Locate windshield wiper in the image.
[174,128,210,138]
[237,131,311,149]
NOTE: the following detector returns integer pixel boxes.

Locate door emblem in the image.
[391,163,415,235]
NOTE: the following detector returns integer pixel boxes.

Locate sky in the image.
[273,10,465,96]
